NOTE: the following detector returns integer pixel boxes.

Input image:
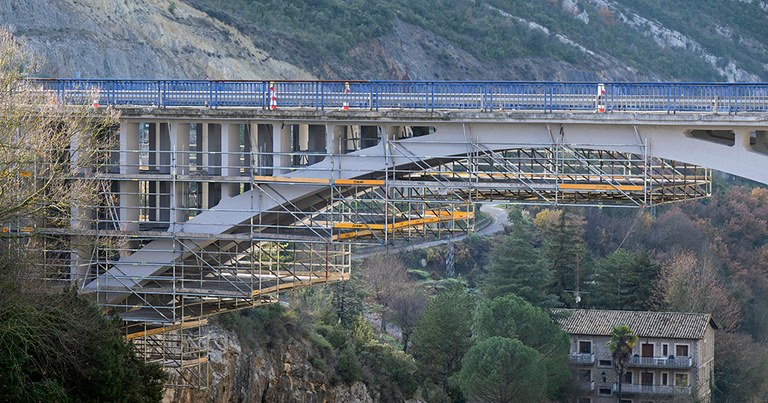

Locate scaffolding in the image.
[14,118,710,390]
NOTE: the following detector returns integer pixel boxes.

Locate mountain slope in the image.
[187,0,768,81]
[0,0,313,79]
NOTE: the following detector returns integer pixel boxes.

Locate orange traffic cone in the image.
[269,82,277,110]
[92,86,100,108]
[596,83,606,113]
[342,82,351,110]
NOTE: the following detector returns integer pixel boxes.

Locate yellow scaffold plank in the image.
[124,319,209,341]
[334,179,386,186]
[559,183,644,191]
[251,273,350,297]
[333,211,474,233]
[252,175,331,185]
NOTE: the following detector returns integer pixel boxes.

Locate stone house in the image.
[555,309,717,403]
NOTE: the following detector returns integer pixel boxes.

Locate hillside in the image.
[2,0,767,81]
[0,0,313,79]
[181,0,768,81]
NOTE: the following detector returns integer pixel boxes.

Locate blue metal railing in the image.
[30,79,768,114]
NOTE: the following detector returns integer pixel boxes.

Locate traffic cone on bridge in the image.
[92,86,100,108]
[269,82,277,110]
[342,82,351,111]
[596,83,606,113]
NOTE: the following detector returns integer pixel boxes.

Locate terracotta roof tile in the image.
[554,309,717,340]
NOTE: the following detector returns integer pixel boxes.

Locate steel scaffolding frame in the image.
[13,119,711,390]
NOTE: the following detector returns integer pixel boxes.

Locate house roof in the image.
[554,309,718,340]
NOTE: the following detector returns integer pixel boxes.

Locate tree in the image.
[361,254,409,333]
[411,286,475,392]
[589,249,659,310]
[0,29,163,401]
[484,208,557,307]
[453,337,546,403]
[607,325,638,403]
[0,29,117,230]
[654,250,741,331]
[0,263,165,401]
[389,285,427,353]
[534,209,587,306]
[472,295,570,399]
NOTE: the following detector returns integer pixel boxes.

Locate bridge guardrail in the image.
[30,79,768,114]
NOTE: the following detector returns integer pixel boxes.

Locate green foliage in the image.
[330,278,367,327]
[535,209,588,307]
[412,286,475,392]
[607,325,639,400]
[186,0,394,60]
[336,343,363,384]
[453,337,546,403]
[0,265,165,402]
[588,249,659,310]
[472,295,570,400]
[714,332,768,402]
[485,208,558,307]
[357,342,418,402]
[218,303,292,349]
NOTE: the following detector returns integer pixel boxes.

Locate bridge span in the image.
[22,79,768,386]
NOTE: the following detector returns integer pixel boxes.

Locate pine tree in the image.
[484,209,558,307]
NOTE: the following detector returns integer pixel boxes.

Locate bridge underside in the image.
[22,107,768,388]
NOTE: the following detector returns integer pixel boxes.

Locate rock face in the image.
[0,0,313,79]
[162,324,374,403]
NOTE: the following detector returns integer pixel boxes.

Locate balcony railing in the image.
[569,353,595,364]
[631,356,693,368]
[580,381,595,391]
[616,384,692,395]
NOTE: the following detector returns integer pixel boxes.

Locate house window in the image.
[579,340,593,354]
[598,388,612,396]
[580,369,592,382]
[675,373,690,387]
[624,371,633,384]
[599,359,612,367]
[675,344,689,357]
[662,343,669,357]
[578,399,591,403]
[620,400,632,403]
[661,372,669,386]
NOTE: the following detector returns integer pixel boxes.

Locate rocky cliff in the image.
[163,323,374,403]
[0,0,312,79]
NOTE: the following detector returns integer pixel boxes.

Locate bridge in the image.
[19,79,768,387]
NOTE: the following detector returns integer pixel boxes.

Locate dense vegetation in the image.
[0,265,166,402]
[0,29,165,402]
[186,0,768,81]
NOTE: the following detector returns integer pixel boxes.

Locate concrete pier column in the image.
[148,123,158,171]
[221,124,241,197]
[119,181,140,232]
[158,123,171,174]
[169,123,188,229]
[274,124,292,175]
[735,129,751,151]
[120,122,140,174]
[175,123,191,176]
[119,121,140,232]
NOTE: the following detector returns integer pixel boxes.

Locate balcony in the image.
[615,384,692,396]
[580,381,595,391]
[569,353,595,364]
[630,355,693,368]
